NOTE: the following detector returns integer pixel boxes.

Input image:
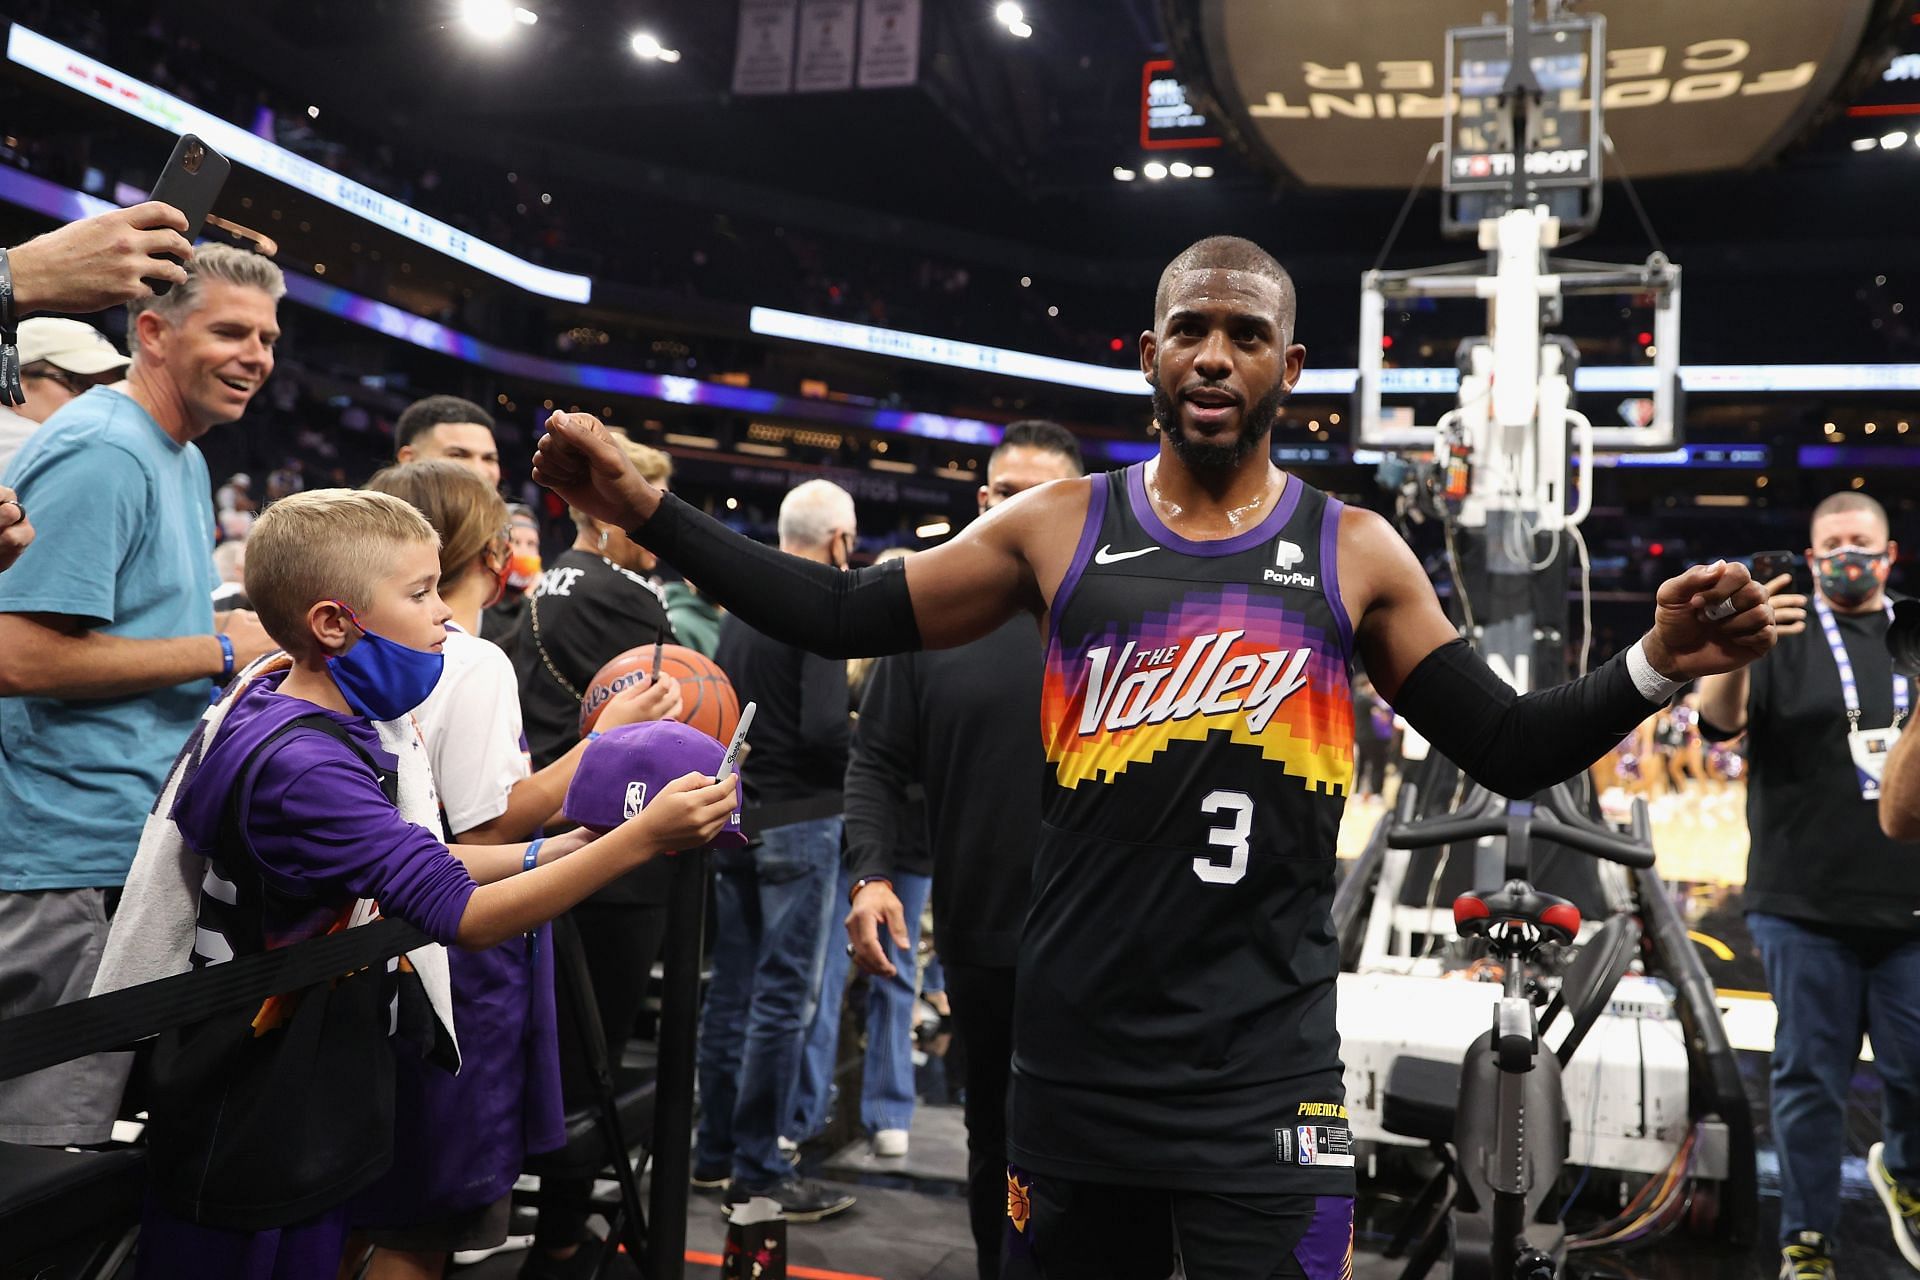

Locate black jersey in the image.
[1008,463,1358,1192]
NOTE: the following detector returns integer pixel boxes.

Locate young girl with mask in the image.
[479,504,544,658]
[350,461,683,1280]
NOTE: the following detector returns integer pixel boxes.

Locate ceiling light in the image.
[1113,166,1136,181]
[1169,161,1193,178]
[916,519,952,539]
[725,497,739,510]
[306,105,319,119]
[1881,130,1909,149]
[995,2,1024,24]
[458,0,516,39]
[1143,161,1168,180]
[1192,165,1214,178]
[1047,305,1059,317]
[1852,137,1878,151]
[630,30,680,60]
[1007,19,1033,37]
[512,6,537,23]
[1019,275,1032,287]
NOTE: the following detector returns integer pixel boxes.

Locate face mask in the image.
[506,548,542,592]
[325,601,445,721]
[1815,548,1889,608]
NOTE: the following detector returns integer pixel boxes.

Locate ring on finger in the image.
[1703,598,1737,622]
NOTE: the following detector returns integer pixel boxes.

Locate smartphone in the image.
[715,702,756,783]
[1751,549,1810,595]
[145,134,232,295]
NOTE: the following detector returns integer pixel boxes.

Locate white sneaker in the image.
[872,1128,909,1158]
[451,1233,533,1264]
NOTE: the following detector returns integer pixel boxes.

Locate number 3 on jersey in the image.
[1195,789,1254,885]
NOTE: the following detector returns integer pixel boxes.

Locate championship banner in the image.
[732,0,799,96]
[796,0,858,93]
[857,0,921,89]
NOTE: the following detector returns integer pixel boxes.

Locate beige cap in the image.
[18,318,130,376]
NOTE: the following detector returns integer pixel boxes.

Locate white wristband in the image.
[1626,639,1686,705]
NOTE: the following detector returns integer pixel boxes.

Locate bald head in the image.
[1154,236,1296,333]
[1810,490,1889,538]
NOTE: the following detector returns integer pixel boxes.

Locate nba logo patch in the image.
[1298,1125,1318,1166]
[623,781,648,819]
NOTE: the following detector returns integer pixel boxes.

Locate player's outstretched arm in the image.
[1882,721,1920,842]
[533,411,1065,654]
[1343,507,1776,799]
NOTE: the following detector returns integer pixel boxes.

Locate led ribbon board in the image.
[6,25,592,304]
[750,307,1920,396]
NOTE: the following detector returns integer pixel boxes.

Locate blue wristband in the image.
[215,632,235,681]
[524,837,545,872]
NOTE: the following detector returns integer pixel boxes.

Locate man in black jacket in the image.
[699,479,861,1222]
[844,421,1084,1276]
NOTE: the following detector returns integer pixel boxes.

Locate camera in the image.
[1890,598,1920,679]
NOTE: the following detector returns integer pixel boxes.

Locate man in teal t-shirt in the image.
[0,244,282,1144]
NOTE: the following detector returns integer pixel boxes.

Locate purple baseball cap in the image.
[564,720,747,847]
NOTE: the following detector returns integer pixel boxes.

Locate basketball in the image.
[579,642,741,743]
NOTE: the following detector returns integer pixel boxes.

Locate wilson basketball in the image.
[579,643,741,743]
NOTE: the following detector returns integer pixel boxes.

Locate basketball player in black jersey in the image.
[533,236,1776,1279]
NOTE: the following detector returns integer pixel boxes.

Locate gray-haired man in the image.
[0,243,282,1144]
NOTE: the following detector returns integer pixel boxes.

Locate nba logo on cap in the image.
[623,781,647,819]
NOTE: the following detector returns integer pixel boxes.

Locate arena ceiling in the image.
[156,0,1920,269]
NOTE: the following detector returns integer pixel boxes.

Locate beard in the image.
[1150,376,1288,474]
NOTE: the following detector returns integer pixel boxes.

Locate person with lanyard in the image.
[1699,490,1920,1280]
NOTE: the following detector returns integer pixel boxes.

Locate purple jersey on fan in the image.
[170,670,476,948]
[137,670,479,1280]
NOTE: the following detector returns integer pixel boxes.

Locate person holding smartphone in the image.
[0,244,282,1147]
[1698,491,1919,1279]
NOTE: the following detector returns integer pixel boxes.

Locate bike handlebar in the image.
[1386,784,1657,869]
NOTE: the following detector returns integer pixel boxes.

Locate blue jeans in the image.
[793,870,931,1138]
[1750,912,1920,1242]
[694,817,843,1187]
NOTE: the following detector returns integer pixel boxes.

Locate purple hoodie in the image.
[172,670,476,948]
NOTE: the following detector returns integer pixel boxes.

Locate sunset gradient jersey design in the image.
[1041,582,1354,794]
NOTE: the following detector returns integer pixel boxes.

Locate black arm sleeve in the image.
[842,656,920,883]
[629,493,921,659]
[1392,640,1659,798]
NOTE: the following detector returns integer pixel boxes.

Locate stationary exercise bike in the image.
[1377,781,1656,1280]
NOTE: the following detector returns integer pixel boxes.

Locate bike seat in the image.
[1453,880,1581,945]
[1381,1055,1462,1144]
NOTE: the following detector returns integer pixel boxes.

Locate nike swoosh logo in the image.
[1094,544,1159,565]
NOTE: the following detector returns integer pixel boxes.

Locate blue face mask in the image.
[325,601,445,721]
